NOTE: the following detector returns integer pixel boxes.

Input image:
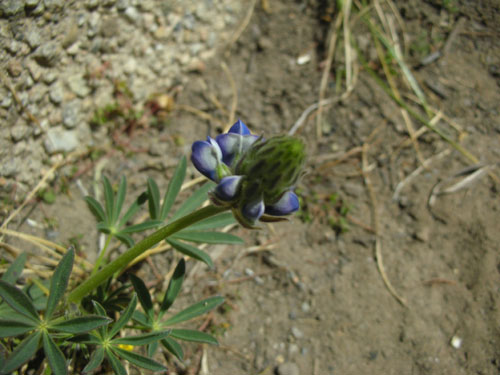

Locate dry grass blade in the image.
[362,143,407,307]
[316,11,343,138]
[177,104,225,127]
[393,149,451,201]
[428,164,494,207]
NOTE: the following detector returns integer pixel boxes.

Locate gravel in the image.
[0,0,246,186]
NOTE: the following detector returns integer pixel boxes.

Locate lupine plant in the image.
[0,120,305,374]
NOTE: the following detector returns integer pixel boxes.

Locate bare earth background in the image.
[1,0,499,374]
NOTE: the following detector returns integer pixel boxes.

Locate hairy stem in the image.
[68,205,227,304]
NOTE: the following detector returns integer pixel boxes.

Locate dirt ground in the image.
[3,0,500,374]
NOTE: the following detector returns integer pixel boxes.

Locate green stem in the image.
[91,235,112,277]
[68,205,227,304]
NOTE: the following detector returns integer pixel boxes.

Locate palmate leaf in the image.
[159,259,185,317]
[161,337,184,361]
[0,280,39,323]
[113,347,167,372]
[1,252,27,284]
[159,155,186,221]
[50,315,111,334]
[167,239,213,268]
[0,331,41,374]
[170,181,215,221]
[43,332,67,375]
[164,296,224,326]
[45,248,74,319]
[170,329,218,345]
[172,230,244,245]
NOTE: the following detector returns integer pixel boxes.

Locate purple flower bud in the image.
[228,119,251,135]
[214,175,243,201]
[241,199,265,224]
[265,191,299,216]
[216,133,259,167]
[190,137,223,181]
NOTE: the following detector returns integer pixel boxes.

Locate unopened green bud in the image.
[236,136,306,204]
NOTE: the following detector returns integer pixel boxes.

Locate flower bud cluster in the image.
[191,120,305,228]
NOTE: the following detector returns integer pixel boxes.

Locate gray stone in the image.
[43,0,64,11]
[31,1,44,15]
[44,127,79,153]
[0,0,24,17]
[0,157,18,177]
[34,42,60,67]
[49,81,64,104]
[1,95,12,109]
[100,17,120,38]
[87,13,100,38]
[27,60,43,81]
[11,121,30,142]
[86,0,99,9]
[25,28,42,49]
[62,23,79,49]
[42,70,57,84]
[7,60,22,77]
[66,42,80,55]
[124,6,140,24]
[6,40,21,54]
[291,326,303,339]
[28,85,46,103]
[13,140,28,156]
[301,301,311,313]
[25,0,40,7]
[62,100,80,128]
[67,75,90,97]
[116,0,129,11]
[276,362,300,375]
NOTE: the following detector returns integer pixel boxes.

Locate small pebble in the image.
[450,335,462,349]
[291,326,303,339]
[49,81,64,104]
[44,127,79,154]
